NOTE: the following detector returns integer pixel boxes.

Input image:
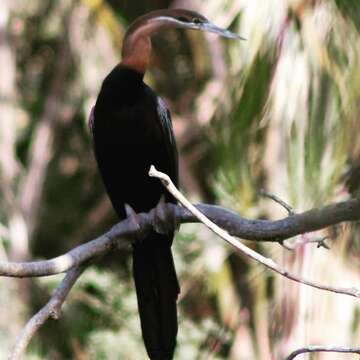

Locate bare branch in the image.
[0,217,146,277]
[149,165,360,298]
[259,191,331,250]
[9,266,85,360]
[0,194,359,279]
[1,168,359,358]
[260,190,294,215]
[185,201,360,242]
[284,235,330,251]
[285,345,360,360]
[0,166,359,297]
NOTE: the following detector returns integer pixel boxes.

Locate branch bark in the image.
[1,197,359,277]
[149,166,360,298]
[2,167,360,358]
[0,186,359,283]
[0,218,142,277]
[9,266,85,360]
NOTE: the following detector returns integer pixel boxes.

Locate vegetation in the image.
[0,0,359,358]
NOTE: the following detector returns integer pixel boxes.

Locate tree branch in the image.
[285,345,360,360]
[0,216,146,277]
[1,196,359,278]
[9,266,85,360]
[260,190,294,215]
[0,183,359,282]
[189,201,360,242]
[149,166,360,298]
[2,167,360,358]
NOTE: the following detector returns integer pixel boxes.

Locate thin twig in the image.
[2,172,360,358]
[260,191,331,250]
[149,165,360,298]
[284,235,330,251]
[260,190,294,215]
[260,190,295,250]
[285,345,360,360]
[9,266,85,360]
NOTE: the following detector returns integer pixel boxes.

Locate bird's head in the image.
[121,9,244,73]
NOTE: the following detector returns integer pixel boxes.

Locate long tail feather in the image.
[133,231,179,360]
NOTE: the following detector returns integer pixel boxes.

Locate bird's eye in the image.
[192,17,202,24]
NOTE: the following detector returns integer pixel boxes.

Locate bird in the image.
[90,8,243,360]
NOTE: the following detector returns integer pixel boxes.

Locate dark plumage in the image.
[91,65,179,359]
[90,8,243,359]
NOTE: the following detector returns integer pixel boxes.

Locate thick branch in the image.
[0,216,147,277]
[285,345,360,360]
[149,166,360,298]
[1,198,360,278]
[9,266,84,360]
[2,168,360,359]
[188,200,360,241]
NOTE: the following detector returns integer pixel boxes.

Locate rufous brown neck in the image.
[120,34,152,74]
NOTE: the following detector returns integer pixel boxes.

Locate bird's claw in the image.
[124,203,142,239]
[153,195,178,235]
[125,203,137,218]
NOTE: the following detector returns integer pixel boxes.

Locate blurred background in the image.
[0,0,359,359]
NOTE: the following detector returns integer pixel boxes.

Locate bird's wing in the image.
[156,96,179,187]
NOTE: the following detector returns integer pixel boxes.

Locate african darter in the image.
[90,9,243,359]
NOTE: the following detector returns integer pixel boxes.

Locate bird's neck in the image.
[121,34,152,74]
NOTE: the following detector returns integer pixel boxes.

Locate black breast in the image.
[92,65,178,218]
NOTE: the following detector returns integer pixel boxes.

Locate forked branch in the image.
[9,267,84,360]
[2,167,360,359]
[149,166,360,298]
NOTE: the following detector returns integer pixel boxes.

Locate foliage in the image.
[0,0,359,358]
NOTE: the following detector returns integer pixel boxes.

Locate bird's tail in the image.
[132,231,180,360]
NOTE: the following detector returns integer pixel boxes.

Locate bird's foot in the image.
[153,196,178,235]
[124,203,144,241]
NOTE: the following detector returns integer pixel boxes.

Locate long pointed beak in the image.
[199,22,245,40]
